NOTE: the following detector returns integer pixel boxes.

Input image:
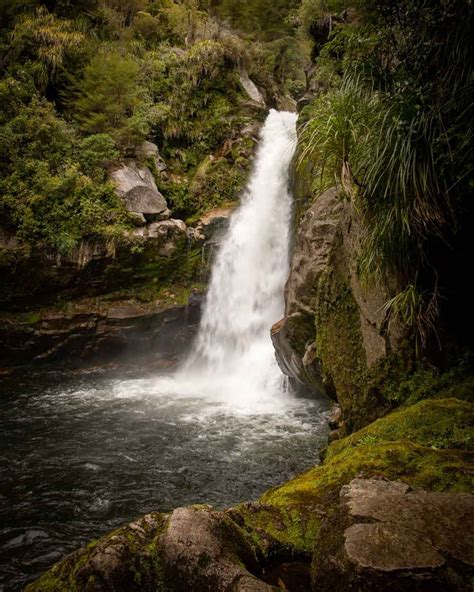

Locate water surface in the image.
[0,368,329,590]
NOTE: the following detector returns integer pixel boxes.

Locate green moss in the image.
[26,514,168,592]
[262,439,472,511]
[327,397,474,459]
[187,157,247,214]
[377,357,474,405]
[315,275,381,430]
[108,233,203,289]
[434,374,474,402]
[237,394,474,557]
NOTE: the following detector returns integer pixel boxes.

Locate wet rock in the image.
[193,206,235,242]
[271,188,342,393]
[189,205,235,267]
[0,215,197,311]
[312,478,474,591]
[5,530,49,549]
[271,313,324,394]
[272,186,408,429]
[0,295,202,368]
[111,163,170,223]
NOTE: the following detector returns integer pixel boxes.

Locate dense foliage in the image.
[297,0,474,349]
[0,0,306,249]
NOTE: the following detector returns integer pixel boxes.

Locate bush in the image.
[0,97,129,251]
[72,50,150,148]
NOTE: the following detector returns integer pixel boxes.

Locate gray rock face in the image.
[272,186,407,425]
[0,208,236,367]
[271,187,343,393]
[271,314,325,394]
[312,478,474,591]
[111,164,170,222]
[239,69,265,106]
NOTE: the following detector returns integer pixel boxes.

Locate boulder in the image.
[187,206,236,275]
[271,314,324,394]
[135,140,167,172]
[131,219,188,257]
[111,164,170,223]
[312,478,474,592]
[160,507,273,591]
[239,69,265,106]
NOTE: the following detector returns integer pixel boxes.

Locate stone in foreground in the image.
[26,506,275,592]
[312,478,474,591]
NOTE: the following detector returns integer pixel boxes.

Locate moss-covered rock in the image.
[311,478,474,592]
[25,513,169,592]
[241,395,473,559]
[272,184,413,430]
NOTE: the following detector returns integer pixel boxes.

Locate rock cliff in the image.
[272,186,409,430]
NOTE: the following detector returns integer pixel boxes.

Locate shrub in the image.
[72,50,150,148]
[0,97,129,251]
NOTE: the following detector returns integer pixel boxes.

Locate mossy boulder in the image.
[25,512,169,592]
[312,478,474,591]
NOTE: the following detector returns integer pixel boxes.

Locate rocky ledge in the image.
[0,204,235,370]
[0,291,202,369]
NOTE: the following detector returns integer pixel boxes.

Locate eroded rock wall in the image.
[0,207,234,369]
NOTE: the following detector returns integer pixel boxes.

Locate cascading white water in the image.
[177,109,298,402]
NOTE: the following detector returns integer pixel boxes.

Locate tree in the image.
[9,6,84,89]
[72,50,148,148]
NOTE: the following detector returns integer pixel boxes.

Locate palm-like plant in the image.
[11,7,84,89]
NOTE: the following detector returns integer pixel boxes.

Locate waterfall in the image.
[177,109,298,402]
